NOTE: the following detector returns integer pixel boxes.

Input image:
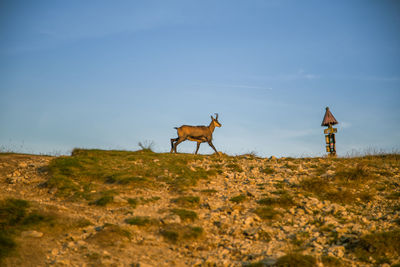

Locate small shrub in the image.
[138,140,155,152]
[160,229,179,243]
[229,194,246,204]
[170,209,197,221]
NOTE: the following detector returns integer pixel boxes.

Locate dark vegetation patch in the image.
[46,149,218,200]
[347,230,400,264]
[160,224,203,243]
[127,196,161,208]
[260,166,275,175]
[386,191,400,200]
[124,216,157,227]
[89,191,116,206]
[321,255,343,267]
[200,189,217,195]
[0,198,90,263]
[229,194,246,204]
[257,191,295,208]
[253,206,280,221]
[171,196,200,208]
[275,253,317,267]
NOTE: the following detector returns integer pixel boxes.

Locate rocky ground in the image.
[0,151,399,267]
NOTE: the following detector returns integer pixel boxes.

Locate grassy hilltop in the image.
[1,149,399,266]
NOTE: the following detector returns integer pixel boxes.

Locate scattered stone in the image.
[113,195,128,203]
[21,230,43,238]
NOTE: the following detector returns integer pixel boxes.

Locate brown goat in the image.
[170,114,222,154]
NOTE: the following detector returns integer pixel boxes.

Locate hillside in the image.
[1,150,399,267]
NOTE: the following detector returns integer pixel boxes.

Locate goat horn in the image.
[215,113,219,119]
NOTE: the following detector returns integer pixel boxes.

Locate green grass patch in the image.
[171,196,200,208]
[229,194,246,204]
[160,224,203,243]
[200,189,217,195]
[46,149,217,199]
[89,191,116,206]
[127,198,138,208]
[127,196,160,208]
[170,209,198,221]
[124,216,157,226]
[257,192,295,208]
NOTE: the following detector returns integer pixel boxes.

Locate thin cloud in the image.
[195,83,273,91]
[248,70,320,81]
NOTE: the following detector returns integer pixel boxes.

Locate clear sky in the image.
[1,0,399,157]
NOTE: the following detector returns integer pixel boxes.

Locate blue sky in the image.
[1,0,399,157]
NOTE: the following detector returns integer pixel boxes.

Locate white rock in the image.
[113,195,128,203]
[21,230,43,238]
[162,214,181,224]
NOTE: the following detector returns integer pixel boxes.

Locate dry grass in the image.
[298,160,381,204]
[86,224,131,247]
[347,230,400,264]
[275,253,316,267]
[0,198,91,264]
